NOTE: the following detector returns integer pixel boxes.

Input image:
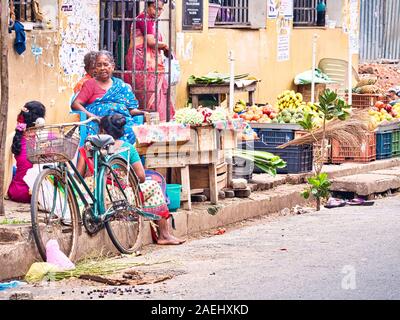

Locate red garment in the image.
[136,12,155,36]
[75,79,107,105]
[73,74,92,94]
[124,12,175,121]
[8,136,33,203]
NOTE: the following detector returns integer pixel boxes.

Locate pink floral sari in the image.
[124,19,175,122]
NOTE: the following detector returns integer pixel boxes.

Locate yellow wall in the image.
[2,0,359,192]
[3,31,76,192]
[175,0,359,107]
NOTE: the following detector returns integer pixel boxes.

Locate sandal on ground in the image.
[324,198,346,209]
[346,198,375,206]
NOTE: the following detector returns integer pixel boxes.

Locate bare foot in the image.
[157,234,186,245]
[157,238,181,245]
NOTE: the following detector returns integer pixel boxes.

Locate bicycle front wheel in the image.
[103,157,144,254]
[31,168,79,262]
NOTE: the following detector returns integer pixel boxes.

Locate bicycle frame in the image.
[64,151,130,223]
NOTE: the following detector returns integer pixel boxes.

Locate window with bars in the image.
[214,0,250,26]
[100,0,173,114]
[294,0,327,26]
[100,0,139,74]
[12,0,35,22]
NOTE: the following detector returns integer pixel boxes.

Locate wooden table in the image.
[136,125,238,210]
[189,82,257,109]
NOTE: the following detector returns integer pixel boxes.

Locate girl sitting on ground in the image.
[8,101,46,203]
[77,115,185,245]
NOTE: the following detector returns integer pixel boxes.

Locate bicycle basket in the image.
[25,126,80,163]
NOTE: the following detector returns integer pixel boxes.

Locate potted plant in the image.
[209,0,221,27]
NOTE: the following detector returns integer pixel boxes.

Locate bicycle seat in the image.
[86,134,115,149]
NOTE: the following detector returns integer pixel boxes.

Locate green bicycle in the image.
[27,118,156,261]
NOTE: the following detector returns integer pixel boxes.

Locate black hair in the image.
[100,115,126,140]
[12,101,46,156]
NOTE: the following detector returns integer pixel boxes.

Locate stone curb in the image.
[0,184,308,281]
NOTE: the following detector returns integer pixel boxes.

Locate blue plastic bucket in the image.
[166,184,181,212]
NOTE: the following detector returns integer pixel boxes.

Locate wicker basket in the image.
[26,126,80,164]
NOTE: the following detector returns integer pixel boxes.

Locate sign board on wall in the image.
[268,0,278,18]
[277,34,290,61]
[280,0,294,18]
[182,0,203,30]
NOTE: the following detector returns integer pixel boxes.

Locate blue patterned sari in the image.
[86,77,139,144]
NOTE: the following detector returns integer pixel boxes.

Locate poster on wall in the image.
[268,0,278,18]
[349,0,359,54]
[280,0,293,18]
[182,0,203,30]
[277,34,290,62]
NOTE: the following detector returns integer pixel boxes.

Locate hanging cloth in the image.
[13,21,26,55]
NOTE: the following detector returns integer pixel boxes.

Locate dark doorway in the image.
[100,0,174,120]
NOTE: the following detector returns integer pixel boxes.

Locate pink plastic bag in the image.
[45,240,75,271]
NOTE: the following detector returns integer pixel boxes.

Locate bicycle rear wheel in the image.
[31,168,79,262]
[104,157,144,254]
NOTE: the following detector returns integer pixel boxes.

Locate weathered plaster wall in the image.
[3,0,100,192]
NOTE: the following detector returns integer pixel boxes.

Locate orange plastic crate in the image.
[347,93,386,109]
[331,132,376,163]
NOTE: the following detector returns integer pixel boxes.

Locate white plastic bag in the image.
[164,54,181,86]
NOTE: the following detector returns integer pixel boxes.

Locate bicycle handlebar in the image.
[33,117,101,130]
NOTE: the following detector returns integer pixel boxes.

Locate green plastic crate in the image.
[392,129,400,157]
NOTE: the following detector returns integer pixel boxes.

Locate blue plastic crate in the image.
[240,141,313,174]
[258,128,295,146]
[376,131,392,160]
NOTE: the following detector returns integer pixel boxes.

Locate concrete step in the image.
[330,173,400,196]
[0,184,308,281]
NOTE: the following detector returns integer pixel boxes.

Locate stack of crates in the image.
[252,127,313,174]
[392,128,400,157]
[376,131,392,160]
[331,132,376,164]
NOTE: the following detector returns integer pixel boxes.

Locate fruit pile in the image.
[275,90,323,126]
[368,101,400,127]
[238,104,277,123]
[277,90,305,111]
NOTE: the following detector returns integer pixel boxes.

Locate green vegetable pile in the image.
[188,72,249,85]
[233,149,287,176]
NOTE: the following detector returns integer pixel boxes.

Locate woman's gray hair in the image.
[96,50,115,65]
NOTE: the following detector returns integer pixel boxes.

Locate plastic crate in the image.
[392,129,400,157]
[347,93,385,109]
[243,141,313,174]
[376,131,392,160]
[258,128,295,146]
[331,132,376,164]
[294,131,331,164]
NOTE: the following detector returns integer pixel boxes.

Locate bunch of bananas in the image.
[277,90,304,111]
[234,99,247,113]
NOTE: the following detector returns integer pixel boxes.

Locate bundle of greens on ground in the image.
[233,149,286,176]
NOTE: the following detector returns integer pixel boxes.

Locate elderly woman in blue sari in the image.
[72,50,147,143]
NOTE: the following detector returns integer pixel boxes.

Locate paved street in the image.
[1,194,400,300]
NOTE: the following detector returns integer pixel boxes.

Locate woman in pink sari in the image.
[124,0,174,122]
